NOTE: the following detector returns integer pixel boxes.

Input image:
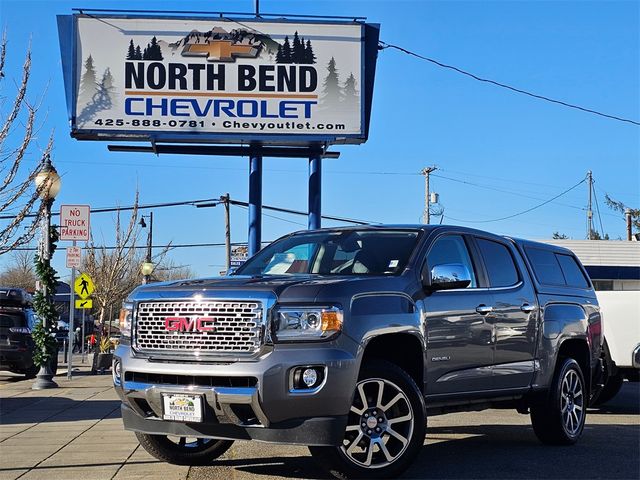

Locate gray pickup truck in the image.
[114,225,603,479]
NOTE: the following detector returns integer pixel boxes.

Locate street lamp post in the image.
[139,212,154,284]
[32,155,61,390]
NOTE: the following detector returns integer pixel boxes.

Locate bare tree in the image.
[0,250,36,290]
[153,258,195,282]
[0,31,54,255]
[82,193,143,325]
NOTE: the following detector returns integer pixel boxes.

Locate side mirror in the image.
[429,263,472,290]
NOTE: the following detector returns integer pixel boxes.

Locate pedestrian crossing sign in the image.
[74,273,95,299]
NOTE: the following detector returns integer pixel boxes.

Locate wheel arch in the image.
[360,332,424,393]
[557,338,591,395]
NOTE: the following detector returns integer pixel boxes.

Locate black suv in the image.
[0,288,38,378]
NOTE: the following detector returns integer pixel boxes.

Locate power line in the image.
[592,181,606,238]
[378,41,640,126]
[444,177,587,224]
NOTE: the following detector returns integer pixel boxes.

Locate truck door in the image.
[473,237,538,389]
[420,234,495,396]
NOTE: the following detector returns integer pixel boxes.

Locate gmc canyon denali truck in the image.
[114,225,603,479]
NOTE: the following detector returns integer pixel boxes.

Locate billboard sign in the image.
[230,245,249,268]
[57,14,380,146]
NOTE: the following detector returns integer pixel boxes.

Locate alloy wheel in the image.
[560,369,584,436]
[341,378,414,469]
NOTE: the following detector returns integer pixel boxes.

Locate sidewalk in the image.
[0,366,189,480]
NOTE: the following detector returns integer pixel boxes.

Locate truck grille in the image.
[134,301,263,355]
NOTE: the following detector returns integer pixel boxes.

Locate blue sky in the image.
[0,0,638,279]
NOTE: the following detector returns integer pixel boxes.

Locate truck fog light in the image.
[112,358,122,384]
[303,368,318,387]
[291,366,325,391]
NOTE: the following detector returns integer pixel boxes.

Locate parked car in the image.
[0,288,38,378]
[113,226,603,479]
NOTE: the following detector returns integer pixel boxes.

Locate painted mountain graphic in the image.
[157,27,281,62]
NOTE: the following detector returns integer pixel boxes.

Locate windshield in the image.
[235,229,421,276]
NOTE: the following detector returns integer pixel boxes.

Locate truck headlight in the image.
[119,301,134,339]
[274,306,343,342]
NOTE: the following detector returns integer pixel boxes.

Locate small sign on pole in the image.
[75,299,92,309]
[231,245,249,268]
[60,205,90,241]
[74,273,95,299]
[66,246,82,269]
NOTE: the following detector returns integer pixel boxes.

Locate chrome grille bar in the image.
[134,301,263,355]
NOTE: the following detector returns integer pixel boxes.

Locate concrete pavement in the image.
[1,367,638,480]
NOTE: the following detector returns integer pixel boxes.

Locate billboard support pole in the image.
[248,155,262,256]
[308,155,322,230]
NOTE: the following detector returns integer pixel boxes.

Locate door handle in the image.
[520,303,536,313]
[476,305,494,315]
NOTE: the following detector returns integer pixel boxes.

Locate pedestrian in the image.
[89,333,96,352]
[73,327,81,353]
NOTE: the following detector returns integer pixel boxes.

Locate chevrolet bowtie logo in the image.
[182,40,259,62]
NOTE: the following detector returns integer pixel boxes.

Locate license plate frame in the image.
[161,393,204,423]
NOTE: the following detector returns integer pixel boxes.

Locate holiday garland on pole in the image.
[32,224,60,367]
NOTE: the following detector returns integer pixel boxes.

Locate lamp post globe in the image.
[141,262,154,283]
[35,156,61,200]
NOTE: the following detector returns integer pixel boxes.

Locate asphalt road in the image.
[1,371,638,480]
[185,382,640,480]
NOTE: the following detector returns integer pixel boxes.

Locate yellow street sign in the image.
[75,299,92,309]
[74,273,95,299]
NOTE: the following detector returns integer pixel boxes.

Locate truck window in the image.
[476,238,519,287]
[556,254,590,288]
[525,247,566,286]
[427,235,477,288]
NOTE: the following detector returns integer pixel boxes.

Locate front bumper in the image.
[113,337,359,446]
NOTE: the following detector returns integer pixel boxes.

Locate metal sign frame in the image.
[57,12,380,147]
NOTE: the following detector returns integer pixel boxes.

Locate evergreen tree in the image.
[322,57,341,105]
[343,72,358,106]
[79,55,98,104]
[134,45,142,60]
[275,44,284,63]
[280,36,292,63]
[292,31,304,63]
[126,40,136,60]
[147,36,163,60]
[304,39,316,64]
[142,44,150,60]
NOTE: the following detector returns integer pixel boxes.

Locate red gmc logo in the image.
[164,316,216,333]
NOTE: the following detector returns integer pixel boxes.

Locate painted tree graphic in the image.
[134,45,142,60]
[77,67,116,125]
[275,34,315,64]
[126,40,136,60]
[142,36,163,60]
[304,40,316,64]
[343,72,359,107]
[322,57,342,105]
[78,55,98,105]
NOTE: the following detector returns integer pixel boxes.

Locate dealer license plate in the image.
[162,394,203,422]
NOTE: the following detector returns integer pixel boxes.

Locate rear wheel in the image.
[309,360,426,479]
[135,432,233,465]
[531,358,586,445]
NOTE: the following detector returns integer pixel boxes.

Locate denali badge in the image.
[164,316,216,332]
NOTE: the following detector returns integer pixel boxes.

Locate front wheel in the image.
[135,432,233,466]
[309,360,426,479]
[531,357,587,445]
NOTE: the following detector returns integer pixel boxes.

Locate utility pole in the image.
[626,208,633,241]
[221,193,231,271]
[421,166,437,224]
[587,171,593,240]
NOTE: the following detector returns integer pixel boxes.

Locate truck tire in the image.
[531,357,586,445]
[135,432,233,466]
[592,373,624,406]
[309,360,426,479]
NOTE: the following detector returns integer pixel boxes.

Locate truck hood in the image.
[130,275,412,303]
[128,274,381,304]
